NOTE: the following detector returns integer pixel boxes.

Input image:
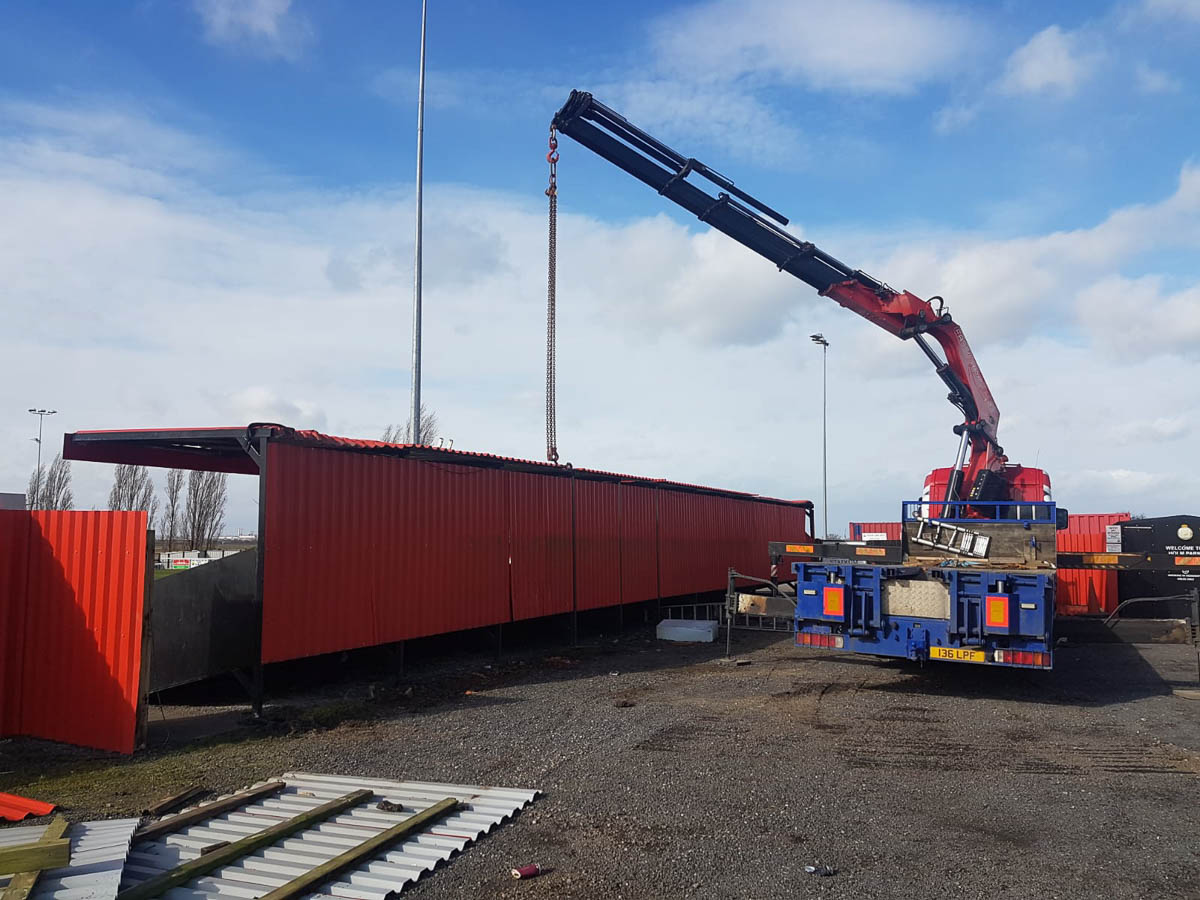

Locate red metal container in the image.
[1056,513,1130,616]
[848,522,903,541]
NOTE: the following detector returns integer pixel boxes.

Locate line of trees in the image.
[382,403,440,445]
[27,459,230,551]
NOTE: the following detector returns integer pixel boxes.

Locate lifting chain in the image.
[545,126,560,464]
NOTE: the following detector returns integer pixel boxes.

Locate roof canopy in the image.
[63,425,812,507]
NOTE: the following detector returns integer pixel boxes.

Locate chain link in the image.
[545,127,560,464]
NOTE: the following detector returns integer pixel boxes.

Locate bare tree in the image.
[160,468,185,551]
[185,470,228,552]
[27,454,74,510]
[108,464,159,525]
[383,404,440,445]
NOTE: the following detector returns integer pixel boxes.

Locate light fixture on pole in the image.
[409,0,429,445]
[28,408,57,509]
[809,334,829,538]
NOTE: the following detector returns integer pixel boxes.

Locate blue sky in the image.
[2,0,1199,531]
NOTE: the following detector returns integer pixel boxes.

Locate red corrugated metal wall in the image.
[262,444,512,662]
[573,479,622,612]
[1057,513,1130,616]
[508,471,572,622]
[0,510,147,754]
[262,443,813,663]
[619,484,659,607]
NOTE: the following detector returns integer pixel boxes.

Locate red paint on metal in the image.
[0,792,56,822]
[619,485,658,605]
[574,479,622,612]
[0,510,147,754]
[1056,513,1131,616]
[262,444,512,662]
[848,522,903,541]
[508,471,572,621]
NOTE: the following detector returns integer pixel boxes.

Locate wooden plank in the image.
[142,785,205,819]
[0,816,71,900]
[117,789,373,900]
[133,781,285,842]
[258,798,459,900]
[0,840,70,878]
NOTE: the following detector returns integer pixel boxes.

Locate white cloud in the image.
[3,100,1200,530]
[591,79,807,169]
[650,0,978,94]
[999,25,1101,97]
[1075,275,1200,356]
[1134,62,1182,93]
[1110,416,1191,445]
[933,102,980,135]
[193,0,313,61]
[1135,0,1200,23]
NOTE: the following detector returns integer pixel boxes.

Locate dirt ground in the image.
[3,623,1199,899]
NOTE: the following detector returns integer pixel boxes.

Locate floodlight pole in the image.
[810,335,829,538]
[409,0,428,445]
[28,408,57,509]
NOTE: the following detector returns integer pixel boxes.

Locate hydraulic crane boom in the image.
[552,90,1011,503]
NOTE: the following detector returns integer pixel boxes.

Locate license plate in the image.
[930,646,986,663]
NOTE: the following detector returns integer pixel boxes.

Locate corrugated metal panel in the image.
[1057,513,1130,616]
[848,522,903,541]
[0,512,31,737]
[279,428,811,505]
[120,773,538,900]
[507,471,572,622]
[619,485,658,606]
[574,480,621,612]
[0,818,140,900]
[0,511,147,754]
[0,792,56,822]
[262,444,512,663]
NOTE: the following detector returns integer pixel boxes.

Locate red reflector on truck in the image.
[822,585,845,618]
[985,595,1009,629]
[796,632,845,649]
[994,649,1049,667]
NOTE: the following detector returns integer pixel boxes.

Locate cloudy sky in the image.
[2,0,1198,533]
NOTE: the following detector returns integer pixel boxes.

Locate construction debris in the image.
[0,818,139,900]
[511,863,544,879]
[141,786,206,819]
[119,772,540,898]
[0,796,54,825]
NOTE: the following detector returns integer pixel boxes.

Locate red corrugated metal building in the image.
[65,425,814,668]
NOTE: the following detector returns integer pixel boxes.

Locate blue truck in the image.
[789,501,1060,669]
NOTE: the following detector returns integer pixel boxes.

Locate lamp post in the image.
[809,335,829,538]
[28,408,57,509]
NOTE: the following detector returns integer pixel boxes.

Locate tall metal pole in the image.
[409,0,428,445]
[822,344,828,538]
[810,335,829,538]
[28,408,56,509]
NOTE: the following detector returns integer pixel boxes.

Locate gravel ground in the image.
[3,625,1199,899]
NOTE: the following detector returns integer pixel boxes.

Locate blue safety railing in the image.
[902,499,1057,526]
